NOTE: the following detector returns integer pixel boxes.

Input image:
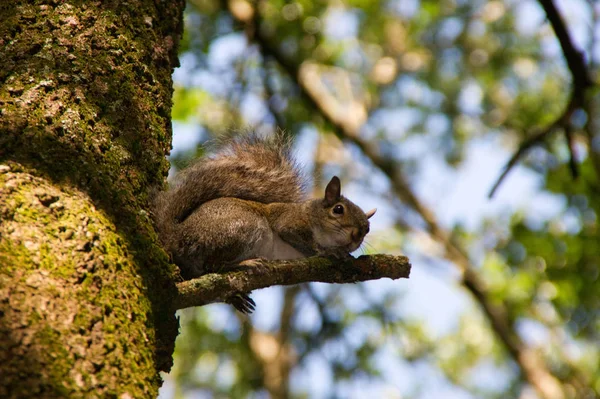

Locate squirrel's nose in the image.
[351,228,363,242]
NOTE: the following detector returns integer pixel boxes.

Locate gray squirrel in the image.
[153,134,376,312]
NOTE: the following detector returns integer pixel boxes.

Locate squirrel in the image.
[152,133,376,312]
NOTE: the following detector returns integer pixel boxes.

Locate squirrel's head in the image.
[311,176,376,253]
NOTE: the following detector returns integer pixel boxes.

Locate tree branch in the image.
[489,0,594,197]
[488,97,574,198]
[538,0,592,91]
[174,255,411,310]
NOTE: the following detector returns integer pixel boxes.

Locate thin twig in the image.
[488,97,574,198]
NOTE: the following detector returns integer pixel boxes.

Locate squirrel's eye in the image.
[333,204,344,215]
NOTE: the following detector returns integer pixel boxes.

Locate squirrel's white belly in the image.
[256,232,305,260]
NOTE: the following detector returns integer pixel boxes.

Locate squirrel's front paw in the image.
[318,247,354,261]
[236,258,269,275]
[238,258,267,268]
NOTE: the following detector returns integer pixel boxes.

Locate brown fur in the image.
[152,133,371,282]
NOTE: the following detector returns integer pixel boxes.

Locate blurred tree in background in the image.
[160,0,599,398]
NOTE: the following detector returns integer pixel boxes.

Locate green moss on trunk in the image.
[0,1,185,397]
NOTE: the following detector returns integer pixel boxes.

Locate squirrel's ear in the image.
[324,176,341,205]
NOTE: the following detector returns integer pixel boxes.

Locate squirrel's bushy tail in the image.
[152,133,307,240]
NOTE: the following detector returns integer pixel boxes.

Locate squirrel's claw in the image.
[227,292,256,314]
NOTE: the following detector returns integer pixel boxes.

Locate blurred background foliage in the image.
[159,0,599,398]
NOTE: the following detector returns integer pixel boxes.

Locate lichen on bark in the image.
[0,1,185,397]
[0,167,161,397]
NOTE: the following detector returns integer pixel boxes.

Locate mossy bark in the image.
[0,1,185,398]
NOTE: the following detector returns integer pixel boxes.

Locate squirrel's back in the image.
[153,133,307,241]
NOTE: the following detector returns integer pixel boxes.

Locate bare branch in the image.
[488,99,572,198]
[538,0,592,92]
[490,0,594,197]
[174,255,411,310]
[564,124,579,179]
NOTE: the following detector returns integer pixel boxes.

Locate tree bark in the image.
[174,255,411,310]
[0,1,185,398]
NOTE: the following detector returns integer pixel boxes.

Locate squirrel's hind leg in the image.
[176,198,272,314]
[177,197,272,276]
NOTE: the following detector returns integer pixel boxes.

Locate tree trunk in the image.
[0,1,185,397]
